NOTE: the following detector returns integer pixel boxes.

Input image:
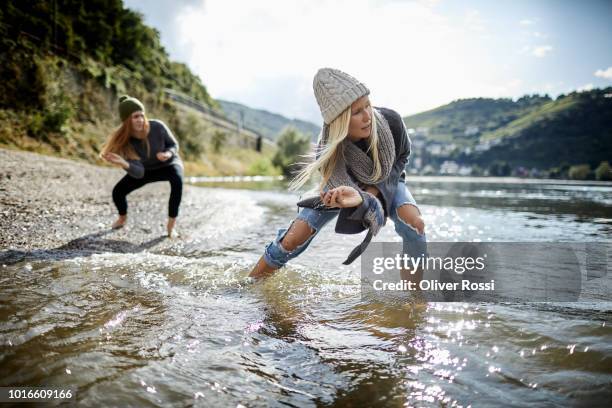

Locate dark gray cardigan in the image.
[125,119,182,179]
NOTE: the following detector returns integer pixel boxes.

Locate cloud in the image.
[417,0,442,6]
[126,0,573,122]
[507,78,523,88]
[519,44,553,58]
[464,9,486,32]
[594,67,612,80]
[531,45,553,57]
[577,83,594,92]
[124,0,203,63]
[519,19,535,26]
[483,78,523,96]
[174,0,503,122]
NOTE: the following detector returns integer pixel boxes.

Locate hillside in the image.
[403,89,612,171]
[219,100,321,141]
[403,95,551,145]
[0,0,278,176]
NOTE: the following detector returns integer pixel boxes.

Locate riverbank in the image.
[0,148,217,261]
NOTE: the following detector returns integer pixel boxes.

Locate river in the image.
[1,177,611,407]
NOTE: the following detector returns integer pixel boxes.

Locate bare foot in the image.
[248,256,279,280]
[112,215,127,229]
[167,217,177,238]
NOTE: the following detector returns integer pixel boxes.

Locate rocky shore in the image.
[0,148,204,263]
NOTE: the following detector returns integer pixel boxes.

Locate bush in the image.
[175,113,207,160]
[568,164,591,180]
[43,94,74,133]
[211,130,227,153]
[272,127,310,177]
[488,160,511,177]
[595,161,611,181]
[246,157,278,176]
[470,164,485,176]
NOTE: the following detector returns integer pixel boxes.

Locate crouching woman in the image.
[249,68,427,279]
[100,95,183,237]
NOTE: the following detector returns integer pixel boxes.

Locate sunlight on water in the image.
[1,179,610,406]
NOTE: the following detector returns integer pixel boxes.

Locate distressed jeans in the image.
[263,182,427,268]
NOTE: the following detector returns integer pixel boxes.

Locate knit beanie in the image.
[118,95,145,122]
[313,68,370,124]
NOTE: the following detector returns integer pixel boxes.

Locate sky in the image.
[124,0,612,124]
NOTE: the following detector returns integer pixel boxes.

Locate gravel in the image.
[0,148,206,264]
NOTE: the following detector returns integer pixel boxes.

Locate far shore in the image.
[188,173,612,186]
[401,175,612,186]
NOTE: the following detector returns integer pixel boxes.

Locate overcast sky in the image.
[124,0,612,124]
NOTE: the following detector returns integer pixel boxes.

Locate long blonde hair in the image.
[289,105,382,192]
[100,115,151,160]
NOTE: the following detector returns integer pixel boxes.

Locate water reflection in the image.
[1,177,610,406]
[407,178,612,219]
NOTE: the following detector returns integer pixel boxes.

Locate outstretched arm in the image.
[101,152,144,179]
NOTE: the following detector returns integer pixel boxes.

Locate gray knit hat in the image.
[118,95,145,122]
[313,68,370,124]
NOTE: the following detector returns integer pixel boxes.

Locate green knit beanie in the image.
[118,95,145,122]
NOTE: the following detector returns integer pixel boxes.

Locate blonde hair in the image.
[289,105,382,192]
[100,114,151,160]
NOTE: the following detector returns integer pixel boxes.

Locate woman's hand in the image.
[102,152,128,169]
[320,186,363,208]
[357,182,381,198]
[156,151,172,162]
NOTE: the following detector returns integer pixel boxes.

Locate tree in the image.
[568,164,591,180]
[211,130,227,153]
[177,113,206,160]
[488,160,511,177]
[272,127,311,177]
[595,161,611,181]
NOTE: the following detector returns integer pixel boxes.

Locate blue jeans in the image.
[263,182,427,268]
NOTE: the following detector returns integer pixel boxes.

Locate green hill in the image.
[219,99,321,141]
[403,90,612,170]
[403,95,551,144]
[0,0,278,176]
[0,0,216,109]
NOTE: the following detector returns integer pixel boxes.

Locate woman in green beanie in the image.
[100,95,183,237]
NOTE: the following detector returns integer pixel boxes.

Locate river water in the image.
[1,177,611,407]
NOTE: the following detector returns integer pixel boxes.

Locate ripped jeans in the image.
[263,182,427,268]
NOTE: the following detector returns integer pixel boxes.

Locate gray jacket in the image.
[125,119,182,178]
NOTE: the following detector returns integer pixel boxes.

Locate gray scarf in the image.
[303,108,395,264]
[323,108,395,196]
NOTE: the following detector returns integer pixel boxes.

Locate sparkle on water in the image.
[1,178,610,407]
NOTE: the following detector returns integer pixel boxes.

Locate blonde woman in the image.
[249,68,427,279]
[100,95,183,237]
